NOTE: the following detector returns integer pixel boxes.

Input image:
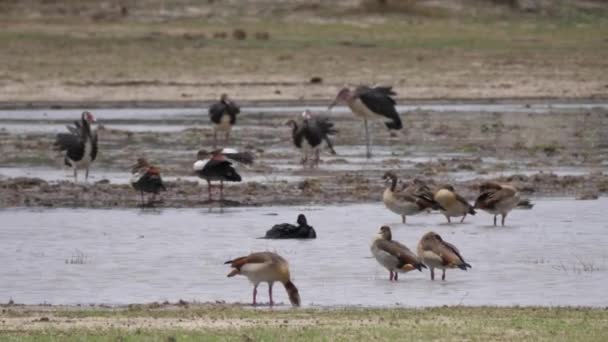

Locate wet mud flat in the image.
[1,105,607,208]
[1,171,607,208]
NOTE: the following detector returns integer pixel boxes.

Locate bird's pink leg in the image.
[442,269,446,281]
[268,283,274,307]
[220,180,224,201]
[394,272,398,281]
[206,180,212,201]
[502,213,507,226]
[460,214,466,223]
[389,271,393,281]
[493,215,497,226]
[252,284,258,306]
[430,268,435,281]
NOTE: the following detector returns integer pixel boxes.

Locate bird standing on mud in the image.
[417,231,471,281]
[193,148,253,201]
[209,93,240,147]
[224,252,301,307]
[329,86,402,158]
[53,111,98,182]
[382,172,444,223]
[130,158,166,206]
[286,110,337,167]
[371,226,426,281]
[474,181,520,226]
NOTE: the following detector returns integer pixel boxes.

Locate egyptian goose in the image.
[130,158,166,205]
[193,148,253,201]
[225,252,301,307]
[328,86,402,158]
[371,226,426,281]
[434,184,476,223]
[286,111,337,167]
[474,181,520,226]
[263,214,316,239]
[209,94,240,147]
[53,111,98,182]
[417,231,471,281]
[382,172,444,223]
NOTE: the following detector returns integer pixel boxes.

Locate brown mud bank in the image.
[1,172,606,209]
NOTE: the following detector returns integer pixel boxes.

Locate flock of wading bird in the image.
[52,86,526,306]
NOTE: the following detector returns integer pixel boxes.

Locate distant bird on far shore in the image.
[130,158,166,206]
[209,93,240,147]
[286,110,337,167]
[53,111,98,182]
[193,148,253,201]
[329,86,402,158]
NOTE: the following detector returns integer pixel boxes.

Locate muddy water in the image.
[1,199,606,307]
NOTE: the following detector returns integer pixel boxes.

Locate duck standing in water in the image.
[417,231,471,281]
[263,214,316,239]
[130,158,166,206]
[433,184,476,223]
[474,181,520,226]
[370,226,426,281]
[225,252,301,307]
[382,172,444,223]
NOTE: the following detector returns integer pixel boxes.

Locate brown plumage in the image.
[225,252,300,307]
[434,184,476,223]
[417,231,471,281]
[371,226,426,281]
[382,172,444,223]
[474,181,520,226]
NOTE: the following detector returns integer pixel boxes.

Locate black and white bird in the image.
[329,86,402,158]
[193,148,253,201]
[263,214,317,239]
[130,158,166,206]
[286,111,337,167]
[209,93,240,147]
[53,111,98,182]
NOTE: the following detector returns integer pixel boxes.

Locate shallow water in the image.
[1,199,606,307]
[1,102,607,121]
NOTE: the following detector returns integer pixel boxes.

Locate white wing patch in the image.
[193,159,209,171]
[221,148,238,154]
[130,170,146,184]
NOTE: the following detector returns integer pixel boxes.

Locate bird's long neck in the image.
[389,177,397,192]
[283,280,300,306]
[81,119,91,137]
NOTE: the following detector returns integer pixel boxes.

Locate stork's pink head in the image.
[328,87,351,110]
[301,110,313,120]
[82,111,96,123]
